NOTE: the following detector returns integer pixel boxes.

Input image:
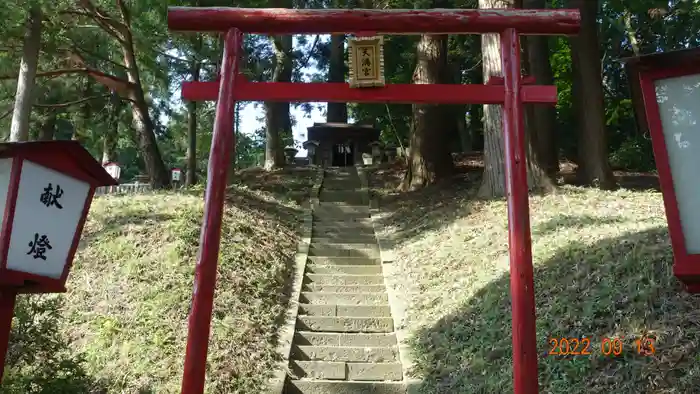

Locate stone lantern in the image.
[283,145,298,165]
[103,162,121,181]
[302,140,319,165]
[385,145,397,162]
[369,141,382,164]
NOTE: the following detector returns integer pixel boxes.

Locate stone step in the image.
[317,202,367,207]
[300,292,388,305]
[313,216,372,223]
[285,380,406,394]
[313,215,371,222]
[309,246,379,259]
[309,242,378,251]
[319,197,367,205]
[302,283,385,293]
[296,316,394,332]
[312,232,375,240]
[306,265,383,275]
[314,205,368,212]
[311,235,377,244]
[311,240,377,248]
[294,332,398,347]
[290,345,398,362]
[307,256,380,266]
[290,361,403,381]
[319,193,366,199]
[313,224,374,231]
[304,274,385,286]
[318,200,367,206]
[312,225,375,234]
[322,178,357,182]
[321,182,362,189]
[313,220,373,228]
[320,189,363,194]
[313,206,369,214]
[312,218,373,224]
[298,304,392,317]
[323,175,358,180]
[321,189,363,193]
[312,234,375,242]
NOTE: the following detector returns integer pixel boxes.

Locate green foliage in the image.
[609,135,656,172]
[3,0,695,176]
[3,296,96,394]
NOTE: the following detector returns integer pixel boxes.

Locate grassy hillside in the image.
[370,161,699,394]
[4,167,315,394]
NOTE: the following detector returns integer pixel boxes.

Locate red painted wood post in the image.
[180,27,242,394]
[500,28,539,394]
[168,7,581,35]
[180,80,558,104]
[0,290,16,384]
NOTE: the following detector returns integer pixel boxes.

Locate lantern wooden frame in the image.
[627,48,700,291]
[0,141,117,294]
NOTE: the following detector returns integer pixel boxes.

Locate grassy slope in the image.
[371,163,699,394]
[5,167,314,394]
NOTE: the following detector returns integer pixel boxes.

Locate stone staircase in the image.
[284,167,405,394]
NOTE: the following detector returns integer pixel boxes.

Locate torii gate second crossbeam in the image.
[167,7,581,394]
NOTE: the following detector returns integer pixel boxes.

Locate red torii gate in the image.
[167,7,580,394]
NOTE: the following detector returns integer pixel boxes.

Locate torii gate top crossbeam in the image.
[167,7,580,35]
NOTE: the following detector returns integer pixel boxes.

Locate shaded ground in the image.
[369,158,698,393]
[229,166,316,205]
[4,167,315,394]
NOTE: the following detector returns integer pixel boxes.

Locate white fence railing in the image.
[95,182,152,196]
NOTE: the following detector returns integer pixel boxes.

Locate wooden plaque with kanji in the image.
[348,36,385,88]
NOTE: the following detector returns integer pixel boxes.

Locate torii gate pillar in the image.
[168,7,581,394]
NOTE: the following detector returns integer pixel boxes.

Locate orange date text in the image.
[548,336,656,356]
[548,337,592,356]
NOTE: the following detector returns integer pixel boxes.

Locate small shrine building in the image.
[303,122,380,167]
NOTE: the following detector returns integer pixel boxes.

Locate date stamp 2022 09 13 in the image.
[547,336,656,357]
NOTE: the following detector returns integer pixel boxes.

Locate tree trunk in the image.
[186,101,198,184]
[478,0,555,197]
[470,104,485,150]
[456,107,470,152]
[38,111,56,141]
[399,34,454,191]
[327,34,347,123]
[10,5,42,142]
[264,35,293,170]
[447,62,470,152]
[186,38,201,186]
[522,0,559,176]
[122,32,170,188]
[568,0,617,189]
[466,49,484,151]
[102,90,121,164]
[623,10,648,151]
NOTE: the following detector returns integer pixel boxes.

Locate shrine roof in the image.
[0,141,118,186]
[307,122,379,132]
[307,122,380,142]
[621,46,700,71]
